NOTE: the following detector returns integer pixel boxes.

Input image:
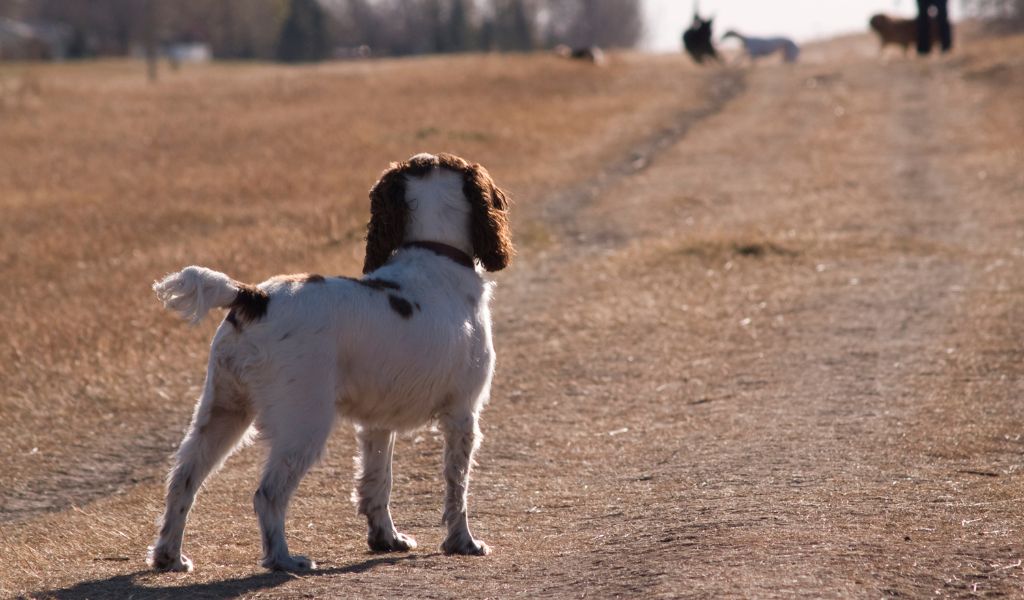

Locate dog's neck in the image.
[403,241,474,269]
[404,169,474,258]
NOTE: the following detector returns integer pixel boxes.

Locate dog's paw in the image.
[441,534,490,556]
[368,529,418,553]
[147,546,194,572]
[261,554,316,572]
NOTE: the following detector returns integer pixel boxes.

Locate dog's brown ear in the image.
[363,162,410,274]
[465,163,514,272]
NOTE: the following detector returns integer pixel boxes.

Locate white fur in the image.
[153,266,238,325]
[724,30,800,63]
[404,168,473,256]
[148,159,495,573]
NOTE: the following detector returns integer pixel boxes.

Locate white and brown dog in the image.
[147,153,513,572]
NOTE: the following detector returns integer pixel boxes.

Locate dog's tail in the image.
[153,266,244,325]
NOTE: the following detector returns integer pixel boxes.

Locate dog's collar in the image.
[403,241,475,269]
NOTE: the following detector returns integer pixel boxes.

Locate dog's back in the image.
[725,31,799,63]
[869,14,939,50]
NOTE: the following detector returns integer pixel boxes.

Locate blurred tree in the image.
[143,0,158,80]
[65,27,92,58]
[276,0,329,61]
[541,0,642,49]
[163,0,282,59]
[18,0,145,54]
[448,0,473,51]
[1,0,646,60]
[493,0,535,51]
[963,0,1024,21]
[0,0,20,17]
[479,15,496,51]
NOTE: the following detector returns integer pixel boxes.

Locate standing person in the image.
[916,0,953,54]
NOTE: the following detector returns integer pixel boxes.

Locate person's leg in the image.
[916,0,933,55]
[936,0,953,52]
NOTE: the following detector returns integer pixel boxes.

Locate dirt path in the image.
[5,36,1024,599]
[466,50,1024,597]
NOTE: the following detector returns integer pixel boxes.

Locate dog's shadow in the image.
[34,554,426,599]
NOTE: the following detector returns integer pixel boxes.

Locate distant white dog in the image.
[147,153,513,572]
[723,30,800,63]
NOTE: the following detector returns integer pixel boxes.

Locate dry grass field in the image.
[2,27,1024,598]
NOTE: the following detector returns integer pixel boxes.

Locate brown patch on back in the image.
[388,295,414,318]
[270,273,325,284]
[226,283,269,329]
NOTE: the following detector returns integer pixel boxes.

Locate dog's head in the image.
[363,153,513,274]
[869,14,889,33]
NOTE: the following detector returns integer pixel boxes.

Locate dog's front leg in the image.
[440,411,489,555]
[354,427,417,552]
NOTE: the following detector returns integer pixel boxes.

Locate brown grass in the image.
[0,51,709,596]
[0,51,703,497]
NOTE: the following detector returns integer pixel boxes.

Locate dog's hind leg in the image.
[354,427,417,552]
[439,409,489,556]
[149,364,253,572]
[253,386,334,571]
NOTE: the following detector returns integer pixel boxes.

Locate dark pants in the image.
[916,0,953,54]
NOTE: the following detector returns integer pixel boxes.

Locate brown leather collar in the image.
[403,241,475,269]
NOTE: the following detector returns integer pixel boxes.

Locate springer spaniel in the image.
[147,153,513,572]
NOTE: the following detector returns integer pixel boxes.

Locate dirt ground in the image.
[2,29,1024,599]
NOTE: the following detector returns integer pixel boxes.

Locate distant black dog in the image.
[682,13,719,64]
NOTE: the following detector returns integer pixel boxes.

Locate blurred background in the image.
[0,0,1020,64]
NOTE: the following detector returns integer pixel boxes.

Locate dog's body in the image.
[682,13,719,64]
[723,30,799,63]
[869,14,939,54]
[554,44,607,65]
[147,153,512,572]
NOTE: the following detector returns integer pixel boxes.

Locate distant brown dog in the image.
[869,14,938,54]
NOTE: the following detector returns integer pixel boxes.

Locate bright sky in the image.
[642,0,962,51]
